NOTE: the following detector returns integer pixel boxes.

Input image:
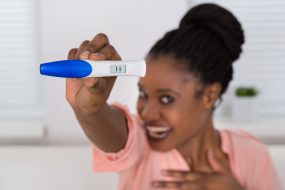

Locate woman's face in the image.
[137,55,211,152]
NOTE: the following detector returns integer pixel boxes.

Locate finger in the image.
[83,77,109,94]
[76,40,90,59]
[80,33,110,59]
[152,181,184,189]
[89,45,116,61]
[90,33,110,46]
[66,77,83,107]
[109,44,121,60]
[66,48,81,93]
[162,170,200,182]
[152,181,200,190]
[68,48,78,59]
[83,77,99,88]
[161,170,188,179]
[184,172,201,182]
[207,149,224,173]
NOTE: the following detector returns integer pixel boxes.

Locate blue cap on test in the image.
[40,60,92,78]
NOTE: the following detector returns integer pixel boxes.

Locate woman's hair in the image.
[148,3,245,96]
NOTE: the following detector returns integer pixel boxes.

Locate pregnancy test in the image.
[40,59,146,78]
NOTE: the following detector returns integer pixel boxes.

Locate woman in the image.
[66,3,281,190]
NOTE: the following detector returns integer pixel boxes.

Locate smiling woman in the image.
[66,3,281,190]
[137,55,212,153]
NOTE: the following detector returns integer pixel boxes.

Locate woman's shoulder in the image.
[220,129,268,155]
[220,130,281,189]
[220,129,269,174]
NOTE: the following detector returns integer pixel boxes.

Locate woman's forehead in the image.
[144,56,195,79]
[139,58,200,90]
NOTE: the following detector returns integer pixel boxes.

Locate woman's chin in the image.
[148,140,175,152]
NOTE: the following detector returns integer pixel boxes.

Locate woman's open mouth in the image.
[146,126,173,140]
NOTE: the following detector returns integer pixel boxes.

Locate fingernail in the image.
[89,52,102,60]
[80,50,90,58]
[91,52,100,57]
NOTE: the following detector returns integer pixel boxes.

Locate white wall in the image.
[0,145,284,190]
[39,0,187,144]
[0,146,118,190]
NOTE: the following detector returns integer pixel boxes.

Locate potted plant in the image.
[231,86,259,122]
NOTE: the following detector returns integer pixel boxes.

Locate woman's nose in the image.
[140,102,160,121]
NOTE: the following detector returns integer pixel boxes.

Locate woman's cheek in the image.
[136,99,143,116]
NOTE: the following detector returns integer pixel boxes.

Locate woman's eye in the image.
[139,90,147,99]
[160,95,174,104]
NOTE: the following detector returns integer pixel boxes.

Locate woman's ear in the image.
[202,82,222,109]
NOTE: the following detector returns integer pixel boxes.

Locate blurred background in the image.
[0,0,284,189]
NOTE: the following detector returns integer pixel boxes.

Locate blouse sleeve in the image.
[225,129,282,190]
[255,146,282,190]
[92,103,148,172]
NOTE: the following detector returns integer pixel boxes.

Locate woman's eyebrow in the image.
[156,89,181,96]
[138,83,181,96]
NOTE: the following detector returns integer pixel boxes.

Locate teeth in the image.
[146,126,171,139]
[146,126,171,133]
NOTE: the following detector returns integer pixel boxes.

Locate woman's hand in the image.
[66,33,121,114]
[152,150,244,190]
[66,34,128,152]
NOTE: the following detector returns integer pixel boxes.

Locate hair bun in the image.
[179,3,245,62]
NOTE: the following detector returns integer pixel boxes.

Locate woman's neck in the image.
[177,117,223,172]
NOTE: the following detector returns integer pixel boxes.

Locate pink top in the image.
[93,104,282,190]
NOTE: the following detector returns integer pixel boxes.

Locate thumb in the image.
[83,77,99,88]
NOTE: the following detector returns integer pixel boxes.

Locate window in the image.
[0,0,44,140]
[0,0,43,118]
[189,0,285,115]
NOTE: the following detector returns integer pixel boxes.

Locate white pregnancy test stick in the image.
[40,59,146,78]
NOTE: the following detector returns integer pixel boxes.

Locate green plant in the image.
[235,87,258,97]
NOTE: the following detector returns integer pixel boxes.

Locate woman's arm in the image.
[66,33,128,152]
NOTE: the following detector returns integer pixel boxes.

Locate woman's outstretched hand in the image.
[152,150,244,190]
[65,34,128,152]
[66,33,121,114]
